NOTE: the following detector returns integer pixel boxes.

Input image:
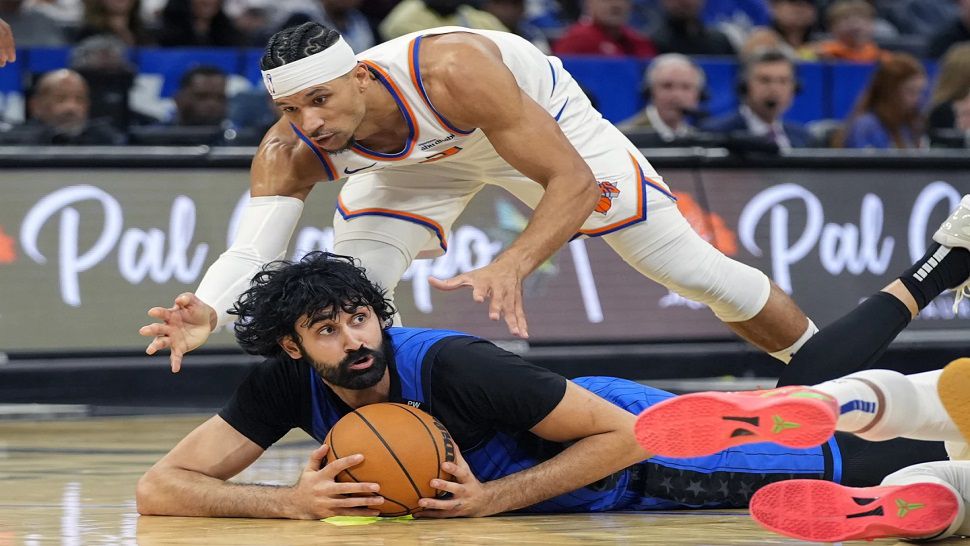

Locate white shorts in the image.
[335,123,676,259]
[333,125,771,322]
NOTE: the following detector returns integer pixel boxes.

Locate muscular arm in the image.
[422,35,600,276]
[479,381,650,514]
[135,415,288,518]
[135,415,382,519]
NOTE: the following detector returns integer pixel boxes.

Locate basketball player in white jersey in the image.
[142,22,820,371]
[633,196,970,541]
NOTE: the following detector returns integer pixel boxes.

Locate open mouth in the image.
[348,355,374,371]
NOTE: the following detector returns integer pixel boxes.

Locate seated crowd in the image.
[0,0,968,149]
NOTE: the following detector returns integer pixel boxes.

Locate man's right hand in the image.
[288,444,384,519]
[139,292,216,373]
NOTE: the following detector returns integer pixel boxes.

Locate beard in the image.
[310,344,387,390]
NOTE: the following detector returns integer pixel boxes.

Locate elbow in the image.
[583,177,600,210]
[136,470,161,515]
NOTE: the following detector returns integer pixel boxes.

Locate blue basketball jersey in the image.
[305,327,838,512]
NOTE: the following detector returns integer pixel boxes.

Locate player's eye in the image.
[319,325,334,335]
[352,313,367,324]
[313,96,326,105]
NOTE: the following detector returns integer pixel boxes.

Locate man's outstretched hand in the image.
[139,293,216,372]
[429,259,529,339]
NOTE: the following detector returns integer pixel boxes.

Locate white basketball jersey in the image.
[294,26,612,181]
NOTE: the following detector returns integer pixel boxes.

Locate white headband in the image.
[261,36,358,99]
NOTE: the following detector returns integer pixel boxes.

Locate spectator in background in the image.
[813,0,884,63]
[765,0,817,59]
[701,48,814,149]
[23,0,82,27]
[739,25,791,57]
[157,0,241,46]
[278,0,374,53]
[0,0,67,46]
[834,52,926,149]
[553,0,656,57]
[651,0,735,55]
[927,43,970,139]
[482,0,550,53]
[69,35,159,130]
[75,0,153,46]
[618,53,704,140]
[928,0,970,59]
[22,69,124,144]
[233,6,270,46]
[700,0,772,51]
[955,90,970,136]
[172,65,228,126]
[881,0,957,41]
[379,0,507,41]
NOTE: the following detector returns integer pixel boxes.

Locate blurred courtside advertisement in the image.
[1,168,969,352]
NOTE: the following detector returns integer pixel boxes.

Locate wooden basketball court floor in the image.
[0,414,940,545]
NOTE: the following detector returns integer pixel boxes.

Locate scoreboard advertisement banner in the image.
[1,167,968,352]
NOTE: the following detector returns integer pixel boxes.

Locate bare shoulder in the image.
[250,119,326,199]
[419,33,503,83]
[418,33,520,128]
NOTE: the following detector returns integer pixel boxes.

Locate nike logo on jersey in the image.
[344,163,377,175]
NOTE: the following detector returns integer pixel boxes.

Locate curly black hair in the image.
[229,251,396,358]
[260,22,341,71]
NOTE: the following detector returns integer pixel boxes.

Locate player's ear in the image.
[279,336,303,360]
[353,63,370,89]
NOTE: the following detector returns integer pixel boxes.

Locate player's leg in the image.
[778,195,970,386]
[332,170,483,323]
[332,213,431,320]
[602,197,815,363]
[635,364,966,458]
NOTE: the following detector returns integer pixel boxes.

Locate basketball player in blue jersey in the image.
[136,251,943,520]
[142,21,821,374]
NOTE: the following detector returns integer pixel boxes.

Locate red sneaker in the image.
[750,479,959,542]
[634,386,837,458]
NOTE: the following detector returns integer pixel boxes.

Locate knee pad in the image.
[661,246,771,323]
[333,238,412,300]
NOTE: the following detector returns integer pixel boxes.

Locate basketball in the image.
[324,402,456,516]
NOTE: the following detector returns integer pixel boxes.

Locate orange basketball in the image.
[324,402,456,516]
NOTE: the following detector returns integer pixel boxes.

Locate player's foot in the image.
[634,386,837,458]
[939,358,970,445]
[750,479,960,542]
[933,194,970,312]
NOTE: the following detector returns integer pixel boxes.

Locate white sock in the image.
[813,376,881,433]
[769,319,817,364]
[814,369,964,443]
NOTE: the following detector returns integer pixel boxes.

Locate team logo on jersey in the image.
[595,181,621,214]
[420,146,463,163]
[263,73,275,95]
[344,162,377,175]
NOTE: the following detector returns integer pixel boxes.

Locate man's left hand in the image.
[415,450,497,518]
[429,259,529,338]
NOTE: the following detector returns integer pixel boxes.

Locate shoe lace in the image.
[953,281,970,315]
